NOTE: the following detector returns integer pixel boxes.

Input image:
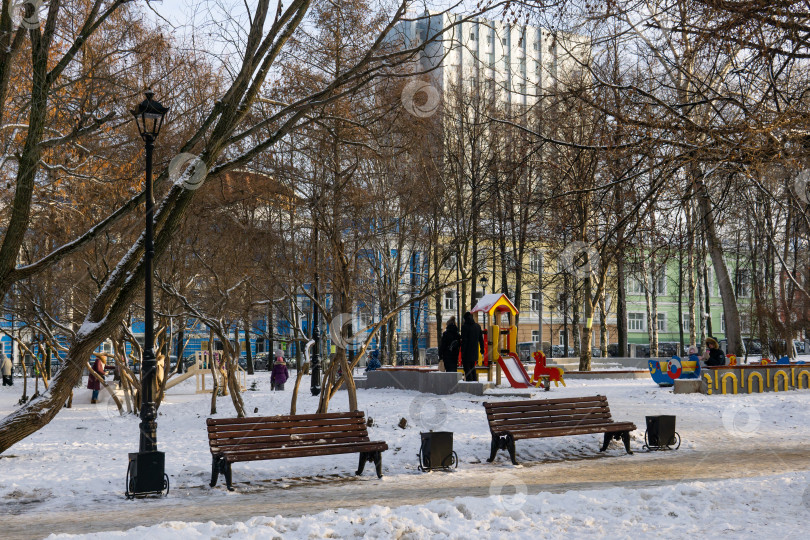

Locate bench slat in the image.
[508,423,637,440]
[210,430,369,447]
[490,417,615,431]
[487,409,610,422]
[221,441,388,462]
[209,422,367,440]
[207,411,364,426]
[484,395,608,409]
[485,400,608,415]
[212,435,375,453]
[208,417,366,434]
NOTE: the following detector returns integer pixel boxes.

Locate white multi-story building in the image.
[390,11,590,107]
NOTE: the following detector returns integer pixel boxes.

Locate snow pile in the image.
[47,471,810,539]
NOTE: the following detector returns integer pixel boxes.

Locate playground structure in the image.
[530,351,566,390]
[648,355,701,387]
[163,351,246,394]
[702,362,810,395]
[470,293,535,389]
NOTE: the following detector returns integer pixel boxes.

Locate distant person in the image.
[1,351,13,386]
[687,345,700,364]
[439,316,461,372]
[270,354,289,391]
[87,354,106,403]
[460,312,485,382]
[365,354,381,372]
[702,338,725,367]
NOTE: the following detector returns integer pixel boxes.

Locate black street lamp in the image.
[126,90,170,498]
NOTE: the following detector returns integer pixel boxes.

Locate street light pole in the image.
[311,229,321,396]
[127,91,169,498]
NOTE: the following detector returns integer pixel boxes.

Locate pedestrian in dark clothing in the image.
[87,354,106,403]
[1,352,12,386]
[460,312,485,382]
[271,355,289,391]
[439,317,461,372]
[702,337,725,366]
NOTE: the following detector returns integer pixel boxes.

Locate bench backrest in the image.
[207,411,370,454]
[484,395,614,432]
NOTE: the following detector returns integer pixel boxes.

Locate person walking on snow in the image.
[460,312,485,382]
[1,351,13,386]
[271,354,289,391]
[439,316,461,372]
[87,354,106,403]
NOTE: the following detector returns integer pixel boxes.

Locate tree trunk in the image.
[244,320,254,375]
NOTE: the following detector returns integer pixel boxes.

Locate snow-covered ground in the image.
[2,367,809,538]
[46,471,810,539]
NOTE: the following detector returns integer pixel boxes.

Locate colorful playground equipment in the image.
[648,355,701,387]
[530,351,566,390]
[701,361,810,395]
[470,293,534,388]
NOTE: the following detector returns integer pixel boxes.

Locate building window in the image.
[559,330,566,345]
[720,313,725,333]
[736,269,751,297]
[628,313,645,331]
[531,293,540,312]
[530,252,541,273]
[470,31,476,41]
[740,313,750,334]
[533,41,539,51]
[656,272,667,295]
[359,309,373,330]
[443,253,457,270]
[531,330,540,343]
[657,313,666,332]
[628,277,645,294]
[502,36,508,45]
[474,290,484,303]
[681,312,692,332]
[443,291,456,311]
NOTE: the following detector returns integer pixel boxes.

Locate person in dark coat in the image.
[460,312,485,382]
[270,355,289,391]
[439,317,461,372]
[702,337,725,366]
[1,351,13,386]
[87,354,106,403]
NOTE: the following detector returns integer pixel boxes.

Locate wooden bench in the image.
[207,411,388,490]
[484,395,636,464]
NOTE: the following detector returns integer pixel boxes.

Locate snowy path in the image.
[3,443,808,540]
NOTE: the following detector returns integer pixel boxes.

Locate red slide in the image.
[497,352,532,388]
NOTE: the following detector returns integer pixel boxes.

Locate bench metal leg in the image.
[356,452,368,476]
[600,432,612,452]
[505,434,518,465]
[210,456,223,488]
[223,460,234,491]
[373,451,383,478]
[621,431,633,455]
[487,435,499,463]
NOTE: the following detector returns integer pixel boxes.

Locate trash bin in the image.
[418,431,457,471]
[644,415,679,450]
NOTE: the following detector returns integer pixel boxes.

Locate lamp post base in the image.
[125,451,169,499]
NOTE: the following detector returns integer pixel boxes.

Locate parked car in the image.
[635,344,650,358]
[744,338,762,355]
[550,345,575,358]
[607,343,622,357]
[424,347,439,365]
[658,342,681,358]
[591,346,604,358]
[793,340,806,355]
[395,351,414,366]
[517,342,537,363]
[253,352,271,370]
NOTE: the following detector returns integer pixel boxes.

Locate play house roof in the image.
[471,293,519,315]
